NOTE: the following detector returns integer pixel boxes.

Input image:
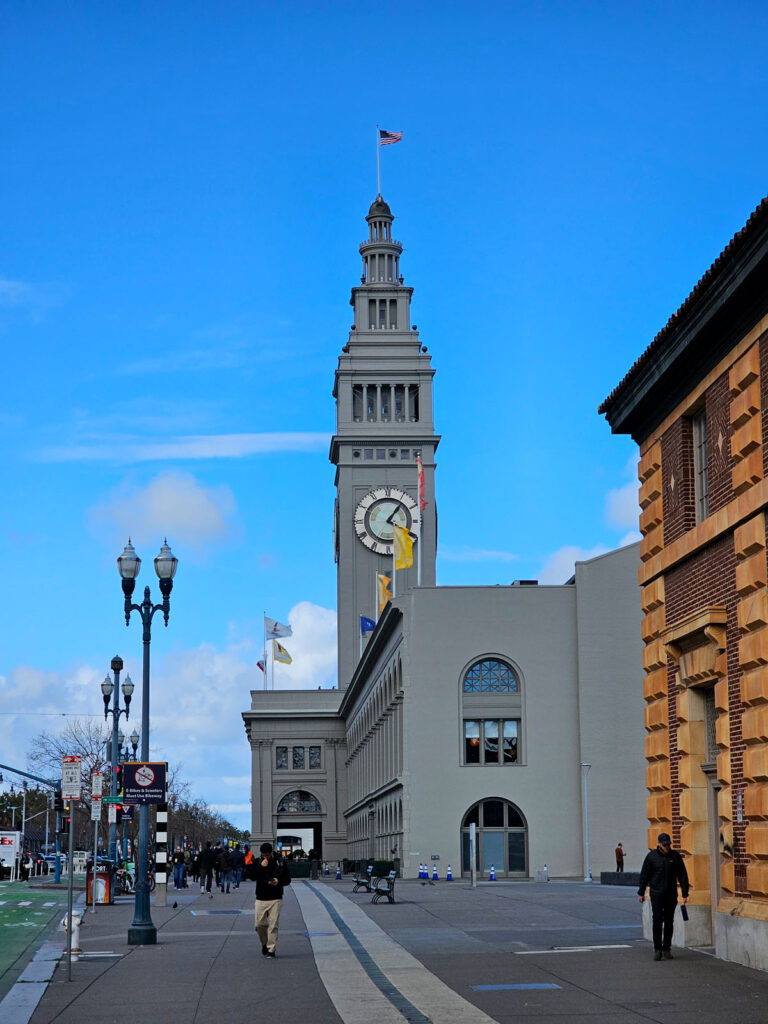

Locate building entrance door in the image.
[461,798,528,878]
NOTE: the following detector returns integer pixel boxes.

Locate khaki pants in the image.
[255,898,282,952]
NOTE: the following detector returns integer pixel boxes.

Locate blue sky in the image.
[2,1,767,829]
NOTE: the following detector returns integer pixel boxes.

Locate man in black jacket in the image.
[638,832,689,960]
[254,842,291,959]
[198,841,217,898]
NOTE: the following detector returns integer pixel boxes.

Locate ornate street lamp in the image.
[101,655,134,865]
[118,537,178,946]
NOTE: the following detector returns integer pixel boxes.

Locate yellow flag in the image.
[273,640,292,664]
[392,523,414,569]
[377,572,393,615]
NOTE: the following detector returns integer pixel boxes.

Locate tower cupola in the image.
[359,194,403,288]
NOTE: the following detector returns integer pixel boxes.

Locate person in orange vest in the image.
[244,845,255,881]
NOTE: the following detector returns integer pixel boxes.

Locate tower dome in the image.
[368,194,392,218]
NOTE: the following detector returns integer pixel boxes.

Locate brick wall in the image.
[664,536,748,894]
[662,418,695,544]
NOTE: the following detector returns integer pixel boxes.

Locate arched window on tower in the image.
[461,657,524,765]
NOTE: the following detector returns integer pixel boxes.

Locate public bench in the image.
[371,870,397,904]
[352,865,374,892]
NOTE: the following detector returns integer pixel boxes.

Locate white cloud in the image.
[439,547,518,563]
[37,432,330,462]
[89,471,238,553]
[538,544,609,584]
[605,454,639,530]
[269,602,338,690]
[0,276,65,320]
[619,530,642,546]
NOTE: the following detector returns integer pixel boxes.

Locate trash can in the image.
[86,864,114,905]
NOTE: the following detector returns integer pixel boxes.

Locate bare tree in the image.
[28,718,110,794]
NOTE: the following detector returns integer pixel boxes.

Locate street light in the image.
[580,762,592,883]
[118,537,178,946]
[101,654,134,865]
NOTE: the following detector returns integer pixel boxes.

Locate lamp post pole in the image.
[101,655,134,865]
[118,538,178,947]
[580,762,592,883]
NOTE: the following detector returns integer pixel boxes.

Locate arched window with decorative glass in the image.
[460,657,523,766]
[276,790,322,814]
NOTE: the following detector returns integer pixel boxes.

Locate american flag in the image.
[379,129,403,146]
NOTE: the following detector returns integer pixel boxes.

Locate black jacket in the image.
[254,855,291,901]
[638,847,689,898]
[198,847,217,871]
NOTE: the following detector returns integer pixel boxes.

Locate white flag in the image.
[265,615,292,639]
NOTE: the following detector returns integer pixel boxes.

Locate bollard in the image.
[446,865,453,881]
[324,862,329,876]
[432,864,438,881]
[335,863,342,880]
[489,864,496,881]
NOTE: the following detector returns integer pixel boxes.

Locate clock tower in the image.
[330,195,439,688]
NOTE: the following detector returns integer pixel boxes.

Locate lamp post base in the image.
[127,924,157,945]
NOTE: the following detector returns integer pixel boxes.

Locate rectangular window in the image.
[464,720,480,764]
[400,449,410,460]
[309,745,321,769]
[276,746,288,770]
[364,449,373,460]
[483,720,499,762]
[376,449,385,460]
[502,720,518,763]
[292,746,305,770]
[463,719,521,764]
[692,407,709,521]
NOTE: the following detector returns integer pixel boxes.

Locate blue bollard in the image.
[489,864,496,881]
[446,865,453,881]
[432,864,438,880]
[335,863,341,879]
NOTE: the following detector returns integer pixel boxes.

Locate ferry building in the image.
[243,195,646,879]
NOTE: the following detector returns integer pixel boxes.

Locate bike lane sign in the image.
[61,755,82,800]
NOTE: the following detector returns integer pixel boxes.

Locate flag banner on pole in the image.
[377,572,393,615]
[379,129,402,145]
[273,640,292,665]
[416,456,428,511]
[256,659,265,673]
[265,616,292,639]
[360,615,376,635]
[393,523,414,569]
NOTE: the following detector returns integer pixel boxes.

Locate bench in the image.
[371,870,397,904]
[352,865,374,892]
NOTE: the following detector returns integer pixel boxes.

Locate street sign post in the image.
[61,756,81,800]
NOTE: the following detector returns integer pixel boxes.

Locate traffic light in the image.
[115,763,123,796]
[54,792,64,813]
[57,802,71,836]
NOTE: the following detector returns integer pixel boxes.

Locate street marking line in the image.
[18,901,31,907]
[516,944,631,955]
[473,984,561,991]
[298,882,501,1024]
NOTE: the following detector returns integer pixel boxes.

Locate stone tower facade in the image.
[330,196,440,688]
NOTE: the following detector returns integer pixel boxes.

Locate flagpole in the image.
[359,614,363,660]
[417,460,422,588]
[263,612,267,692]
[376,123,381,195]
[392,534,396,598]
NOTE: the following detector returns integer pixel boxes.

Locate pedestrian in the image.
[183,846,192,886]
[638,832,689,960]
[219,843,234,893]
[615,842,625,872]
[198,840,216,898]
[232,842,245,889]
[244,844,255,880]
[19,851,30,882]
[191,847,200,884]
[213,842,223,888]
[254,841,291,959]
[172,846,185,890]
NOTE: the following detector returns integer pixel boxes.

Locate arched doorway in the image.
[276,789,323,857]
[461,798,528,878]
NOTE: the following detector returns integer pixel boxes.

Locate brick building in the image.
[600,196,768,968]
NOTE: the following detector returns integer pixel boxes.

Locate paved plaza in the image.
[2,879,768,1024]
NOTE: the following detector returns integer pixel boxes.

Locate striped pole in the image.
[155,803,168,907]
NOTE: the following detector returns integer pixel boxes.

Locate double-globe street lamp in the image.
[100,655,134,865]
[117,537,178,946]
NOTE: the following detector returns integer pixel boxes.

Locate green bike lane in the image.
[0,880,79,1002]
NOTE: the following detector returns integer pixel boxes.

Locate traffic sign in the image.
[102,796,122,804]
[122,762,167,804]
[61,755,82,799]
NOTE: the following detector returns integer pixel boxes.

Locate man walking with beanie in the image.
[254,842,291,958]
[638,832,689,960]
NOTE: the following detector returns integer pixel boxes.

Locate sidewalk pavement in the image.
[3,878,768,1024]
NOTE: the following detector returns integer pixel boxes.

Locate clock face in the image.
[354,487,418,554]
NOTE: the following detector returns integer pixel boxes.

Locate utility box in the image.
[86,865,114,905]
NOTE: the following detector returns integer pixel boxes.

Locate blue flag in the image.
[360,616,376,635]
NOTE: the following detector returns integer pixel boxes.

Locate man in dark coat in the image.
[198,840,217,898]
[638,832,689,960]
[253,842,291,958]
